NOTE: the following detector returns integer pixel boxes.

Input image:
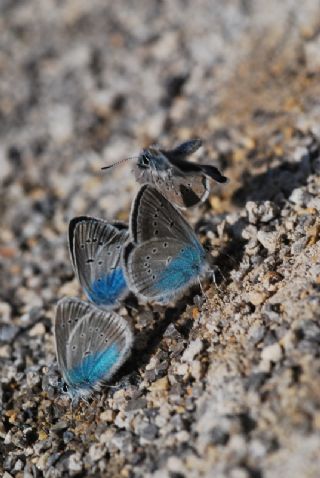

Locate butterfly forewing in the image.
[163,139,203,158]
[54,298,95,379]
[69,217,129,308]
[130,185,200,245]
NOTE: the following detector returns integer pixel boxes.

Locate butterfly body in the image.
[69,217,129,309]
[133,139,227,209]
[123,185,211,304]
[54,297,132,401]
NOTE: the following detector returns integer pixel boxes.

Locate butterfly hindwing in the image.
[157,173,210,209]
[69,217,129,309]
[124,238,207,303]
[55,297,132,399]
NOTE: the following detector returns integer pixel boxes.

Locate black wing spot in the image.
[95,327,99,332]
[107,251,112,256]
[152,248,157,254]
[163,242,168,248]
[170,221,174,228]
[146,256,150,260]
[80,333,85,338]
[116,245,121,249]
[179,184,200,207]
[98,260,103,265]
[72,345,76,351]
[147,269,152,274]
[68,319,72,324]
[98,241,103,246]
[80,244,85,249]
[144,262,149,267]
[154,230,159,235]
[100,333,104,337]
[86,239,91,243]
[92,238,97,242]
[153,221,158,227]
[84,350,91,356]
[152,275,156,280]
[86,259,94,263]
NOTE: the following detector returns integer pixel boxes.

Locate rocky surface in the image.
[1,1,320,477]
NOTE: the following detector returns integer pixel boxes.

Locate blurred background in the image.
[1,1,320,477]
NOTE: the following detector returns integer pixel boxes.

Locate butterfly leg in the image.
[198,277,208,302]
[210,265,225,292]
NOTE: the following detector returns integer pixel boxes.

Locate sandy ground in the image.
[1,1,320,477]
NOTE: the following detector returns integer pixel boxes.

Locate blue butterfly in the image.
[69,217,129,309]
[102,139,228,209]
[54,297,132,400]
[123,185,212,304]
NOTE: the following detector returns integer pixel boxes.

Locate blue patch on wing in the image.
[68,344,120,389]
[155,245,205,293]
[86,268,127,306]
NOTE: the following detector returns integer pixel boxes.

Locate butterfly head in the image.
[137,147,168,172]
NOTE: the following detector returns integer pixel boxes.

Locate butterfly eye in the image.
[142,155,150,166]
[62,383,68,393]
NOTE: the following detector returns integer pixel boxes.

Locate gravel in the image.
[1,1,320,477]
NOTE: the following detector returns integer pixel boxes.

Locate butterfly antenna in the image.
[101,156,139,170]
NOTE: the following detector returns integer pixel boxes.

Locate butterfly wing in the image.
[134,140,226,209]
[55,297,132,399]
[123,238,207,303]
[164,139,203,157]
[54,297,94,384]
[156,173,210,208]
[130,185,201,245]
[69,217,129,308]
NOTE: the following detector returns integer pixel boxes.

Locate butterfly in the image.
[54,297,133,400]
[102,139,228,209]
[123,185,213,304]
[69,216,129,309]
